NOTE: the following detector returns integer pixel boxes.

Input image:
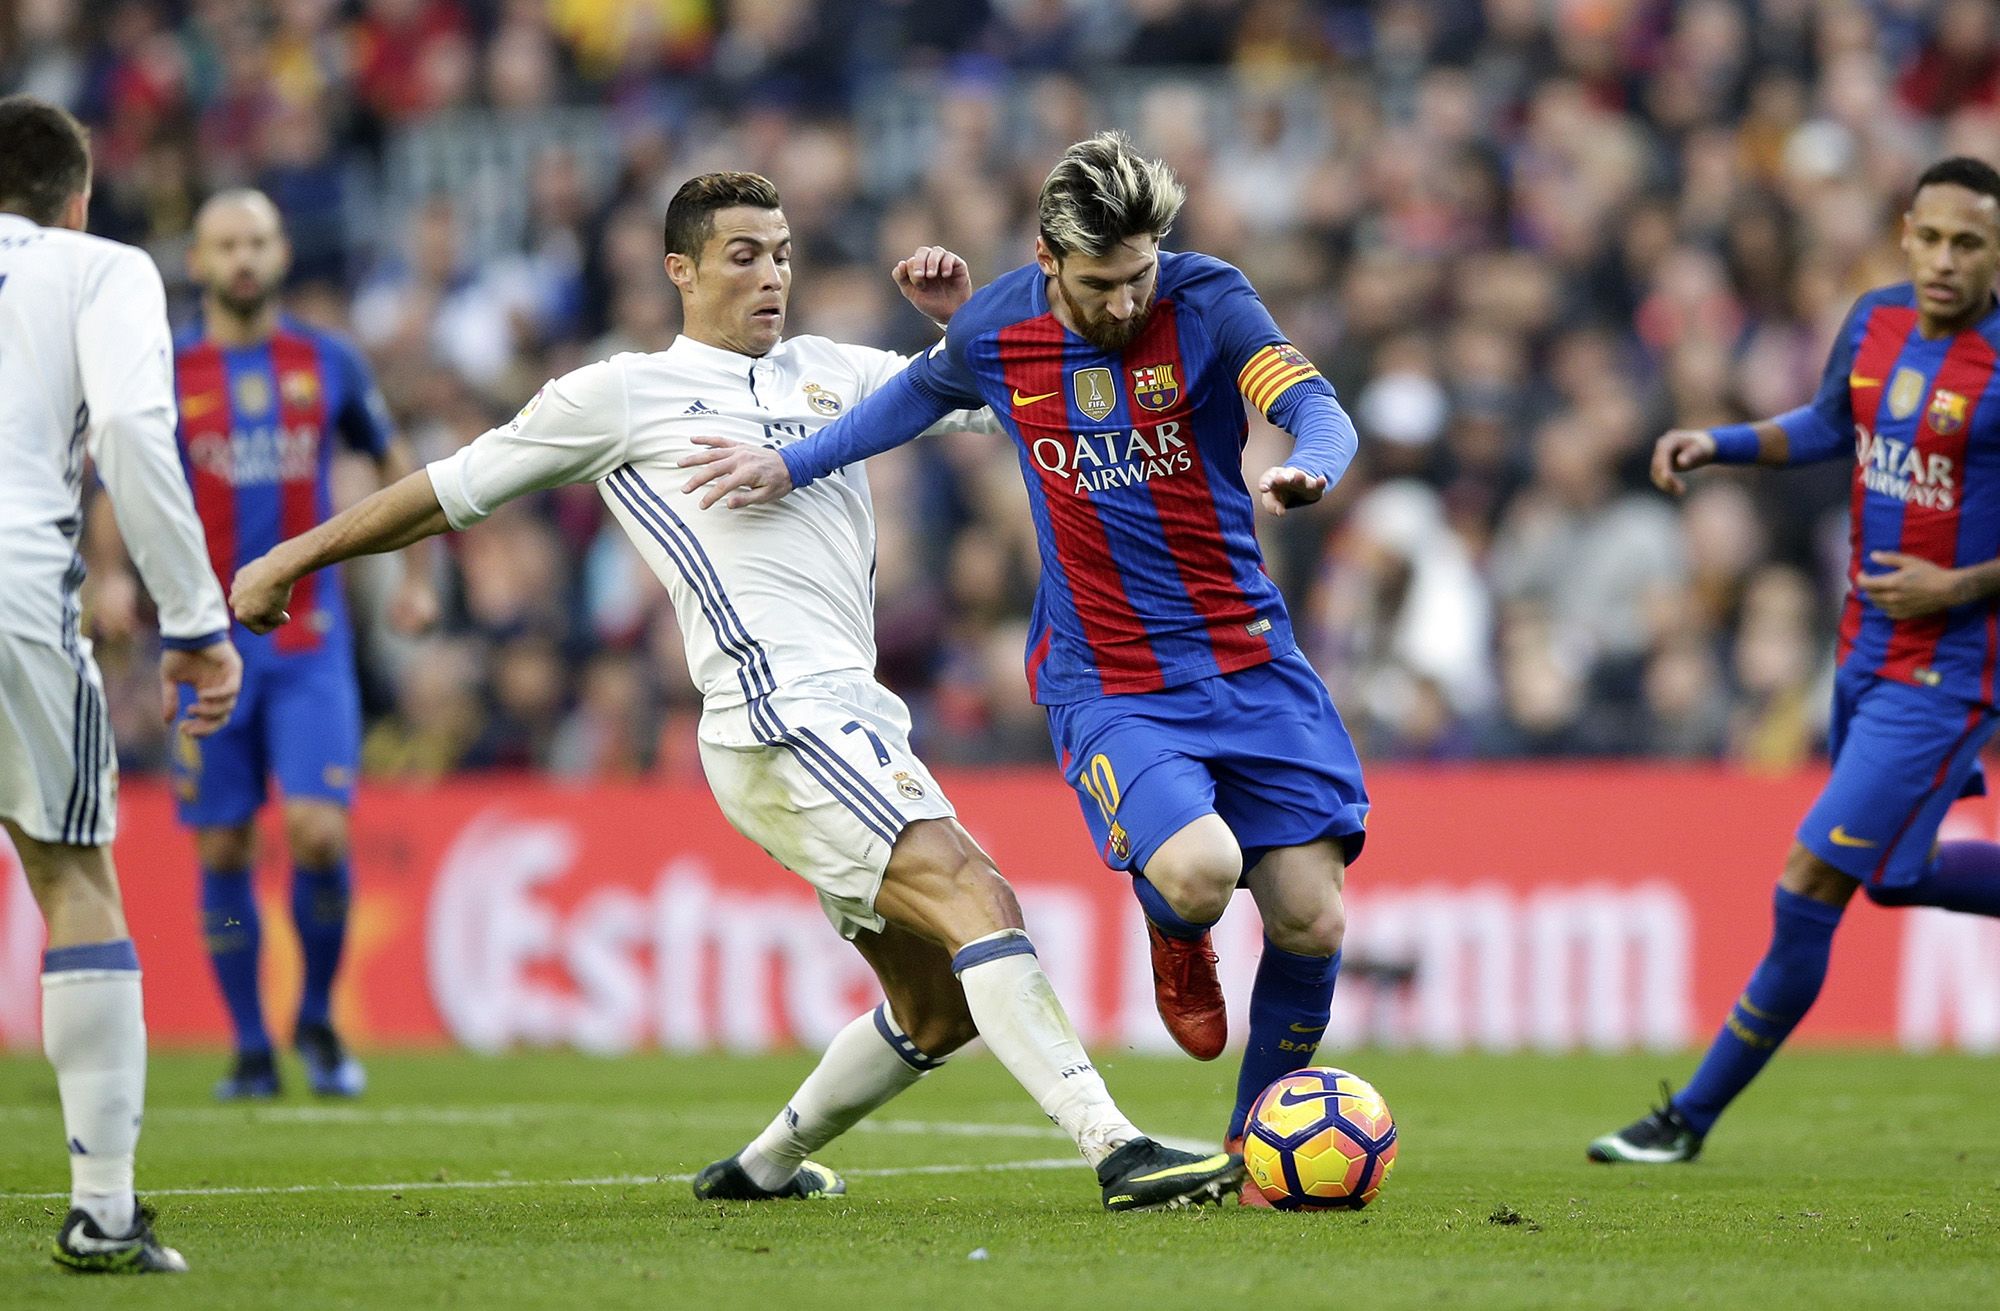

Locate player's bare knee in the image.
[1265,892,1345,957]
[881,820,1024,947]
[196,824,256,871]
[284,805,348,870]
[942,852,1021,938]
[1778,844,1859,907]
[1145,855,1237,924]
[1144,817,1241,922]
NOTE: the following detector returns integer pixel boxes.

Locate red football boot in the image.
[1146,921,1227,1060]
[1224,1136,1275,1207]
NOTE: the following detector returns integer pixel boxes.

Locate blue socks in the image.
[292,861,351,1031]
[1228,941,1341,1142]
[200,868,269,1054]
[1674,887,1844,1135]
[203,859,353,1049]
[1131,875,1214,940]
[1865,841,2000,916]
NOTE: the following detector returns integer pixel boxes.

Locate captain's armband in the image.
[1237,343,1322,415]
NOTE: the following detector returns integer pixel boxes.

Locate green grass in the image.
[2,1048,1996,1309]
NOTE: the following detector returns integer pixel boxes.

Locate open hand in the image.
[161,640,242,737]
[679,436,796,509]
[892,246,973,325]
[1258,465,1329,516]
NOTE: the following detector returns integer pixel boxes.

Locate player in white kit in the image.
[0,96,243,1272]
[230,172,1246,1211]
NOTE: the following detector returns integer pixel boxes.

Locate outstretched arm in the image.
[682,347,972,508]
[235,357,631,629]
[1651,408,1851,496]
[1655,300,1865,495]
[1258,379,1360,516]
[232,470,449,632]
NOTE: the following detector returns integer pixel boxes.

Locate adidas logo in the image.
[684,400,717,415]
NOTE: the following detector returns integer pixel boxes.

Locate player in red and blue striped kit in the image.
[685,134,1366,1184]
[1592,157,2000,1164]
[170,192,435,1100]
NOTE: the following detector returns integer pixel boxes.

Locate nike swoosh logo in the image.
[1128,1153,1232,1183]
[1288,1022,1327,1034]
[1849,374,1882,389]
[1011,388,1060,407]
[1829,825,1879,849]
[1276,1088,1337,1108]
[60,1227,138,1255]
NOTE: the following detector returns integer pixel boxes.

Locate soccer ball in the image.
[1242,1067,1398,1210]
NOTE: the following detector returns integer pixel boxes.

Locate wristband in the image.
[1709,424,1759,463]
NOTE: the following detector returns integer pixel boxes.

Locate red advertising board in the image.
[3,767,1997,1052]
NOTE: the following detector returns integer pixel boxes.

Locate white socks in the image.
[739,1003,935,1190]
[42,940,146,1236]
[951,929,1139,1168]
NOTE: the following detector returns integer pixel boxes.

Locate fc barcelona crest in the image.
[1888,367,1927,420]
[1928,388,1969,436]
[1131,363,1180,412]
[1073,367,1117,422]
[281,369,319,410]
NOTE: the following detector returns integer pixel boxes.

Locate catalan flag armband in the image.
[1238,342,1322,415]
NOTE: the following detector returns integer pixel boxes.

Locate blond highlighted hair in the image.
[1037,131,1186,259]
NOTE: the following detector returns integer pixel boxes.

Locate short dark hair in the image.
[0,95,90,225]
[1914,156,2000,209]
[663,172,782,260]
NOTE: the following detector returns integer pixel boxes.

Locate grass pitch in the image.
[1,1047,1995,1309]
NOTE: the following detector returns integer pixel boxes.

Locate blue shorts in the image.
[171,645,360,828]
[1797,666,1999,887]
[1046,650,1369,877]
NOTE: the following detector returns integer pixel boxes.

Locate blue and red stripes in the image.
[270,332,328,654]
[998,314,1166,696]
[1125,302,1271,675]
[175,340,237,592]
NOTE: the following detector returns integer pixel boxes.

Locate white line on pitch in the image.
[0,1106,1216,1155]
[0,1156,1090,1202]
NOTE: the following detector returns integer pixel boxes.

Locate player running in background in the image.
[0,95,242,1272]
[684,131,1366,1196]
[1591,156,2000,1163]
[164,190,436,1100]
[229,172,1246,1211]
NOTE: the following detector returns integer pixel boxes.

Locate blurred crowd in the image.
[8,0,2000,779]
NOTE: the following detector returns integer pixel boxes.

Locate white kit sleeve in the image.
[427,358,632,529]
[77,245,230,643]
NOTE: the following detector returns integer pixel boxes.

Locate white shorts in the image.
[0,629,117,847]
[699,672,954,937]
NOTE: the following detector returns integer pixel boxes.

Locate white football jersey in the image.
[429,333,990,708]
[0,213,228,645]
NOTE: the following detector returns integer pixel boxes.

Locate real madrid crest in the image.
[1887,366,1927,421]
[1073,367,1116,422]
[892,770,926,800]
[1928,388,1969,436]
[233,371,272,417]
[803,382,843,416]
